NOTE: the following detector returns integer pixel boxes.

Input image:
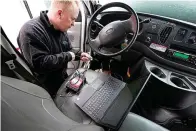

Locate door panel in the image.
[67,1,88,75]
[67,22,81,48]
[67,22,82,75]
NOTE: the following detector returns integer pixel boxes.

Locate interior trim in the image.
[132,42,196,76]
[79,1,86,53]
[137,12,196,28]
[145,60,196,92]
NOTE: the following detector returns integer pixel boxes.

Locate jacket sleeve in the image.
[18,27,72,74]
[71,48,82,61]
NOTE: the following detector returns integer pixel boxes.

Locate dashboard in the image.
[90,11,196,75]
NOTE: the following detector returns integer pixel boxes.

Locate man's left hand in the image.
[80,52,92,62]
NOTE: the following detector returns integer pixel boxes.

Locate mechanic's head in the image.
[48,0,79,32]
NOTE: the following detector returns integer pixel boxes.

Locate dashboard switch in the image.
[187,32,196,45]
[145,34,153,43]
[146,36,151,43]
[174,28,188,42]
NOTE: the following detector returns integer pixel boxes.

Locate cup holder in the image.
[150,67,166,78]
[170,77,189,89]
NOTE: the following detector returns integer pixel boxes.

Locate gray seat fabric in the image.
[1,76,104,131]
[69,125,104,131]
[119,113,169,131]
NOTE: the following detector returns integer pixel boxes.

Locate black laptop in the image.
[74,73,134,129]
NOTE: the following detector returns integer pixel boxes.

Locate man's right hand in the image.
[80,52,92,62]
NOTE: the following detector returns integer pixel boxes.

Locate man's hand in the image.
[80,52,92,62]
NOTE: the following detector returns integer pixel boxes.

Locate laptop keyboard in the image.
[83,76,123,121]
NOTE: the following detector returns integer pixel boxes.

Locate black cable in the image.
[60,68,88,97]
[68,68,87,85]
[67,54,81,70]
[66,52,91,86]
[69,70,81,85]
[112,72,124,81]
[67,61,76,69]
[67,54,94,70]
[59,91,80,97]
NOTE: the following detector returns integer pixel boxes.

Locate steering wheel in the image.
[88,2,139,57]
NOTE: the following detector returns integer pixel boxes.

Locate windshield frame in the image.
[98,0,196,25]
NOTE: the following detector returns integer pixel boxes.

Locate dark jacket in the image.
[17,11,81,95]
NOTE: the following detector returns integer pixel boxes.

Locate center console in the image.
[143,60,196,109]
[131,59,196,130]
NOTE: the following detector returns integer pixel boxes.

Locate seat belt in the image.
[1,45,42,86]
[1,28,33,71]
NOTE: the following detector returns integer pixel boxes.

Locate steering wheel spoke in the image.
[100,47,121,55]
[89,36,102,49]
[93,20,104,29]
[121,15,138,34]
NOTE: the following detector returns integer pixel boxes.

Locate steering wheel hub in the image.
[106,28,114,34]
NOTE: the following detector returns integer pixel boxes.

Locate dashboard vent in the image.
[159,26,173,44]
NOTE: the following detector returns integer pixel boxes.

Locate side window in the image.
[76,11,82,22]
[28,0,82,22]
[27,0,49,17]
[0,0,30,48]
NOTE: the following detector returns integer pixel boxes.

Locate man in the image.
[17,0,92,96]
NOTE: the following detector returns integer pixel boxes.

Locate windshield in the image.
[99,0,196,24]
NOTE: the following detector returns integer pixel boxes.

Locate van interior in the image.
[1,1,196,131]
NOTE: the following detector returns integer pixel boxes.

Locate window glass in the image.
[99,0,196,24]
[27,0,50,17]
[0,0,30,47]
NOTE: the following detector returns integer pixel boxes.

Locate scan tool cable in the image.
[67,54,93,70]
[65,57,93,93]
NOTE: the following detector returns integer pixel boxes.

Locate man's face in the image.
[57,5,79,32]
